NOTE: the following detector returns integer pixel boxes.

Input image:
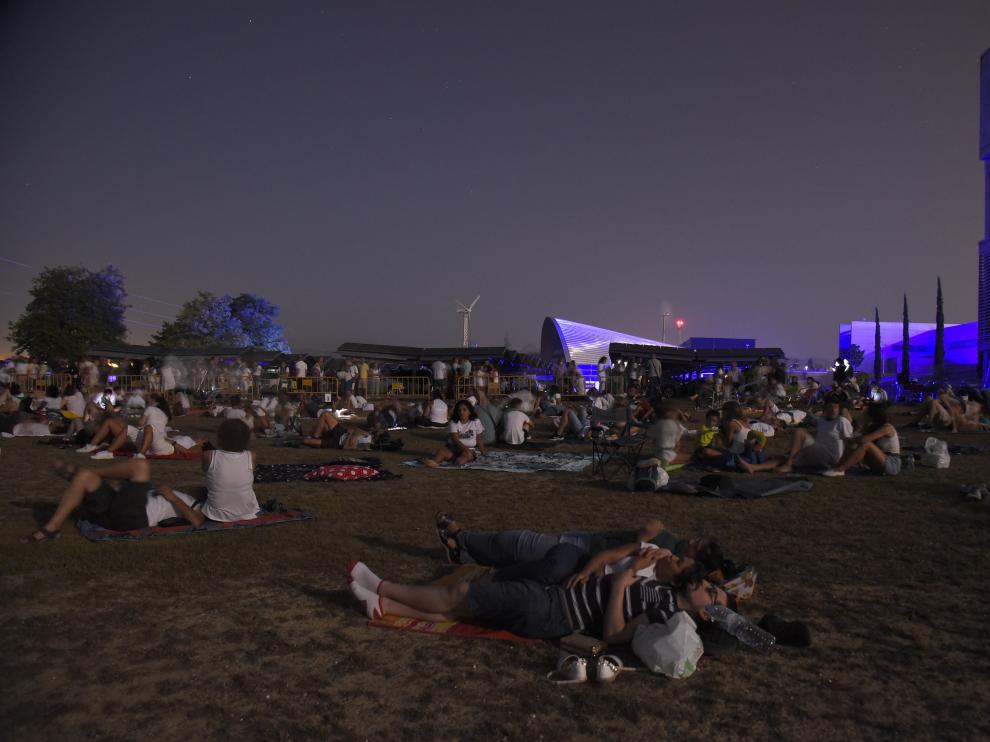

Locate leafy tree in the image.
[900,294,910,383]
[873,307,882,381]
[8,265,127,362]
[934,276,945,382]
[847,343,865,368]
[152,292,290,351]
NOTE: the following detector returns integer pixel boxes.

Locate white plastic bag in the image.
[632,613,703,679]
[920,437,950,469]
[627,458,670,492]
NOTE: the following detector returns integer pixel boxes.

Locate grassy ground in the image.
[2,406,989,741]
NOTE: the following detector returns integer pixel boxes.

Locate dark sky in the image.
[1,1,988,359]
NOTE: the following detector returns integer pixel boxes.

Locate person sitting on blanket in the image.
[740,395,854,474]
[500,397,533,445]
[77,396,199,460]
[21,458,204,543]
[692,409,722,461]
[822,402,901,477]
[301,410,371,450]
[347,557,733,644]
[200,419,260,522]
[549,405,591,441]
[643,402,694,465]
[415,389,449,428]
[433,514,726,576]
[421,399,487,468]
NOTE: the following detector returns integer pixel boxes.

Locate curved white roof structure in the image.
[541,317,674,366]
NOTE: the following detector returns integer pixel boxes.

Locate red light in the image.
[675,319,685,329]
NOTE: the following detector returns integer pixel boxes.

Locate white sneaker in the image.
[90,450,114,460]
[349,581,383,620]
[132,453,146,459]
[76,444,99,453]
[821,469,845,477]
[347,560,382,593]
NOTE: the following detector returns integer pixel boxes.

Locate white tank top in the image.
[728,421,750,454]
[202,450,259,522]
[876,430,900,455]
[429,399,449,424]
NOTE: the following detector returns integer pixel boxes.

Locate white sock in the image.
[349,581,383,620]
[347,560,382,593]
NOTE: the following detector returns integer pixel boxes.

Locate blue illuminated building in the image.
[839,320,977,381]
[541,317,674,378]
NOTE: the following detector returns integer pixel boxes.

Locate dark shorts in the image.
[466,579,571,639]
[81,479,149,531]
[321,428,346,449]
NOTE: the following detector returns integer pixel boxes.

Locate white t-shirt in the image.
[294,360,308,378]
[501,409,530,445]
[775,409,807,426]
[814,416,854,461]
[507,390,536,413]
[448,418,485,448]
[142,406,170,436]
[223,407,248,421]
[649,419,686,452]
[748,420,776,437]
[126,393,146,409]
[429,399,449,424]
[144,489,201,527]
[432,361,448,380]
[44,396,62,411]
[64,392,86,417]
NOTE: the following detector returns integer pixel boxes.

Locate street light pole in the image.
[661,312,671,344]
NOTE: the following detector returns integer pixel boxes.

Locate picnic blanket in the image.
[369,565,539,643]
[663,474,813,499]
[403,450,593,474]
[77,508,315,542]
[254,457,400,483]
[112,449,201,460]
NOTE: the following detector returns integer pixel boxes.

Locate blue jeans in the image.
[456,529,598,568]
[491,543,589,585]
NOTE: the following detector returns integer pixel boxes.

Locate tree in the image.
[152,292,290,351]
[873,307,882,381]
[900,293,910,383]
[8,265,127,362]
[847,343,865,368]
[934,276,945,382]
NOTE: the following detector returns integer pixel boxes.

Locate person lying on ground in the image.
[434,514,725,575]
[421,399,487,467]
[21,458,204,543]
[347,557,733,645]
[741,395,853,474]
[822,402,901,477]
[301,410,370,450]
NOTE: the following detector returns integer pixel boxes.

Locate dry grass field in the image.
[2,406,989,741]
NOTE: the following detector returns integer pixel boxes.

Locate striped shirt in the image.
[563,575,679,637]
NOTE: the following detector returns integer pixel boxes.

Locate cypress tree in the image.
[873,307,882,381]
[901,294,910,383]
[934,277,945,382]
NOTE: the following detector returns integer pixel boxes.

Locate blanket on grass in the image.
[254,458,400,483]
[402,450,592,474]
[112,449,201,460]
[662,474,813,499]
[369,565,539,643]
[77,508,314,542]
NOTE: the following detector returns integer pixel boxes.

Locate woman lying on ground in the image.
[21,458,204,543]
[822,402,901,477]
[421,399,487,467]
[347,555,732,644]
[434,514,726,575]
[301,410,370,450]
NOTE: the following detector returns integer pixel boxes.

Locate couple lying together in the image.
[348,516,742,652]
[23,419,260,543]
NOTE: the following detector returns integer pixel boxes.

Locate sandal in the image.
[22,527,60,544]
[434,512,461,564]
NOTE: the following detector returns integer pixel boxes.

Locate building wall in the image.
[838,320,976,379]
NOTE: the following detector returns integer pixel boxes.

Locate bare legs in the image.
[28,459,151,539]
[829,441,886,474]
[776,428,812,474]
[88,417,130,453]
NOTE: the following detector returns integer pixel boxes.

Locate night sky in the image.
[1,1,988,360]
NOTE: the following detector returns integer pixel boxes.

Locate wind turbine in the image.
[456,296,480,347]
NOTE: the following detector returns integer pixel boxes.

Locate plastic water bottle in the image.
[903,454,915,472]
[706,605,776,654]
